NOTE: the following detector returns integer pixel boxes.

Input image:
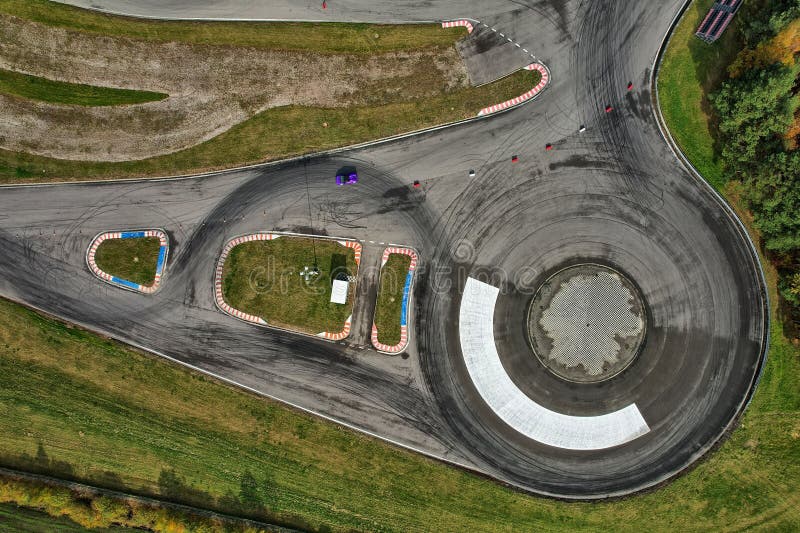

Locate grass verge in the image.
[94,237,160,286]
[656,0,742,190]
[0,67,167,106]
[0,69,536,184]
[374,253,412,346]
[0,0,465,53]
[222,237,356,335]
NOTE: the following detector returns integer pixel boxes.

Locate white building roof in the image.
[330,279,349,304]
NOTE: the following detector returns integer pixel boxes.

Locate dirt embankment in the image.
[0,15,468,162]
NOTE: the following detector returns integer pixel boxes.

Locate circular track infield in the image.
[527,263,646,383]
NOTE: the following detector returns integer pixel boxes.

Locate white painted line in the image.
[458,278,650,450]
[515,43,521,47]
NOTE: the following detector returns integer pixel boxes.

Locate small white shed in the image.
[330,279,349,304]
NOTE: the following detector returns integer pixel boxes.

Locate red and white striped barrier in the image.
[441,19,474,34]
[477,63,550,116]
[372,246,418,354]
[372,323,408,354]
[379,246,419,270]
[338,239,363,266]
[86,229,169,294]
[318,315,352,341]
[213,233,280,326]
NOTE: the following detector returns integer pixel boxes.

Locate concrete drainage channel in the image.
[86,229,169,294]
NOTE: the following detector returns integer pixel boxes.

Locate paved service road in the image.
[3,0,767,498]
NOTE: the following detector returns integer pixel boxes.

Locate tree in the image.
[745,151,800,253]
[710,62,799,172]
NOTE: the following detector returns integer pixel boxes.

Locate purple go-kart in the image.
[336,171,358,186]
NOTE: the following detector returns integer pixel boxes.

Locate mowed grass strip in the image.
[222,237,356,334]
[94,237,160,286]
[0,68,167,106]
[374,253,412,346]
[1,69,537,184]
[0,0,465,53]
[656,0,742,190]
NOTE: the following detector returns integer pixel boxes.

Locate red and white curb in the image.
[86,229,168,294]
[338,239,363,267]
[441,19,474,33]
[318,315,352,341]
[477,63,550,116]
[214,232,279,325]
[214,232,361,342]
[371,246,418,354]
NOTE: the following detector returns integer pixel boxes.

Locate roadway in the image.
[0,0,768,498]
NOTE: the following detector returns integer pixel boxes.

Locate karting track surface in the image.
[0,0,767,498]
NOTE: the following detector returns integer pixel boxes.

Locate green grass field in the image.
[222,237,356,334]
[0,68,167,107]
[374,253,412,346]
[94,237,160,286]
[0,69,536,184]
[657,0,742,190]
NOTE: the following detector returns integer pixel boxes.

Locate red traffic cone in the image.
[511,155,519,163]
[627,81,633,90]
[605,105,613,113]
[545,143,553,151]
[322,1,327,8]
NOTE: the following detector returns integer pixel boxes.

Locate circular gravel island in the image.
[528,264,646,383]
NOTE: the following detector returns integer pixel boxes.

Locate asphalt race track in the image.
[1,0,768,498]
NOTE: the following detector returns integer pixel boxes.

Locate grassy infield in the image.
[222,238,356,335]
[1,0,799,531]
[94,238,161,287]
[0,0,536,184]
[0,68,166,106]
[374,254,412,346]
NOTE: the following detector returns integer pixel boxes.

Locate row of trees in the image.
[710,3,800,324]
